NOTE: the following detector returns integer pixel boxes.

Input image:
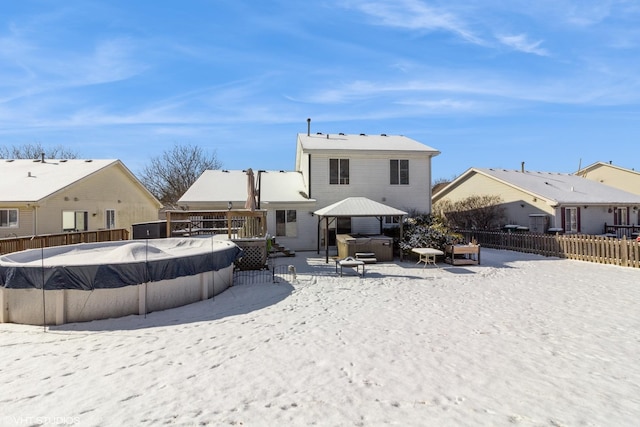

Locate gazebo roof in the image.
[314,197,407,217]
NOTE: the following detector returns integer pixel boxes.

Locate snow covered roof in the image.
[314,197,407,217]
[178,170,314,205]
[297,133,440,154]
[0,159,123,202]
[178,170,247,204]
[259,171,313,203]
[454,168,640,206]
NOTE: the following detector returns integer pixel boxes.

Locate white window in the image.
[276,210,297,237]
[106,209,116,229]
[63,211,88,232]
[390,159,409,185]
[565,207,578,233]
[330,159,349,185]
[0,209,18,228]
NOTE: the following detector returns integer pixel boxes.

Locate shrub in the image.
[433,195,506,230]
[398,213,463,254]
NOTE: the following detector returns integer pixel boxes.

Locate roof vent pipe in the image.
[307,118,311,136]
[521,161,525,173]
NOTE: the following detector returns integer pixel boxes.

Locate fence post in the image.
[621,235,628,267]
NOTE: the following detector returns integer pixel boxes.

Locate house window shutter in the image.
[561,207,566,231]
[577,207,581,232]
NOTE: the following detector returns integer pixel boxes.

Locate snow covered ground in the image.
[1,248,639,426]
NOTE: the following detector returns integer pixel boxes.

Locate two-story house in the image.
[178,130,440,251]
[295,132,440,246]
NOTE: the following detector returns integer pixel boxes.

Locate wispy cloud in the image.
[496,33,548,56]
[565,1,614,26]
[0,12,146,105]
[346,0,483,45]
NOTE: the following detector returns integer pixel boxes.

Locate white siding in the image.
[308,153,432,214]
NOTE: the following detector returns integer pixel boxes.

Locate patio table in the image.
[411,248,443,268]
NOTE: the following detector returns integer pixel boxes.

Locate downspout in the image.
[33,205,38,235]
[307,155,311,199]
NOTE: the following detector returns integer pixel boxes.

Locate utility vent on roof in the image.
[381,133,387,136]
[60,159,68,162]
[5,159,14,162]
[33,159,41,162]
[339,132,345,135]
[85,159,93,162]
[316,132,323,135]
[360,133,366,136]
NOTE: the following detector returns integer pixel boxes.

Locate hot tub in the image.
[336,234,393,261]
[0,236,243,325]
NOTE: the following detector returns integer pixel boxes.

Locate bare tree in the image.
[139,143,222,206]
[0,143,79,159]
[434,195,506,230]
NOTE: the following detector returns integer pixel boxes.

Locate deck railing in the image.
[603,223,640,239]
[456,229,640,268]
[0,229,130,256]
[165,209,267,239]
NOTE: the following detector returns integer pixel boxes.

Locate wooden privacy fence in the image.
[456,229,640,268]
[0,229,129,256]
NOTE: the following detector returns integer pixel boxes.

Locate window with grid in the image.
[390,159,409,185]
[330,158,349,185]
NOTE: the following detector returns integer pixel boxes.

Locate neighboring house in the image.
[295,132,440,244]
[178,170,317,251]
[0,158,162,238]
[432,167,640,234]
[178,131,440,251]
[576,161,640,195]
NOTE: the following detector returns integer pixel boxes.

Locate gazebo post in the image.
[399,216,404,261]
[325,216,330,263]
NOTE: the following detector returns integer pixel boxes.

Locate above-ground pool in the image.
[0,237,243,325]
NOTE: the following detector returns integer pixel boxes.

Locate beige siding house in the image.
[577,161,640,195]
[433,167,640,234]
[0,159,162,238]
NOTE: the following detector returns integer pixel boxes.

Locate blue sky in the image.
[2,1,640,182]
